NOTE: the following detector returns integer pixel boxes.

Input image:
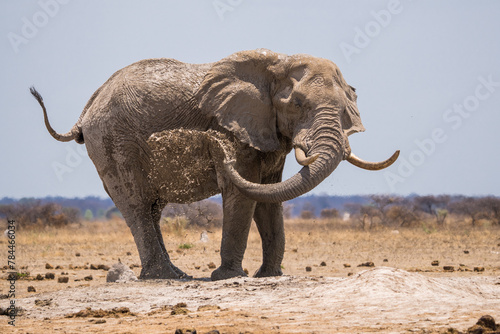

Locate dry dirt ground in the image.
[1,219,500,333]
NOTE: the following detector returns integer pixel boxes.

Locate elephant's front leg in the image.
[253,202,285,277]
[211,188,257,281]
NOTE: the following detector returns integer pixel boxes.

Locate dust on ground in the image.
[1,219,500,333]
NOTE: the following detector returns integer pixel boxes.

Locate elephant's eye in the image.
[293,97,302,108]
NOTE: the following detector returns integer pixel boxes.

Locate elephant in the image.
[31,49,399,281]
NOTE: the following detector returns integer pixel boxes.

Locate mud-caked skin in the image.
[31,49,397,281]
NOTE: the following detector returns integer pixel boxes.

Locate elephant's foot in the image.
[253,265,283,278]
[139,261,190,279]
[211,265,247,281]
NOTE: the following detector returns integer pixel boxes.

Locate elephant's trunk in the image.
[224,109,344,203]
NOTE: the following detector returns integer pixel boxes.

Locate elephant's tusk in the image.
[294,147,319,166]
[346,150,400,171]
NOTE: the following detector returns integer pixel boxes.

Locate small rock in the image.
[90,264,98,270]
[197,305,221,312]
[97,264,110,271]
[474,267,485,272]
[94,319,106,324]
[55,265,63,269]
[476,315,497,330]
[58,276,69,283]
[464,250,470,254]
[343,263,351,268]
[174,329,197,334]
[84,275,93,281]
[431,260,440,266]
[347,272,353,276]
[292,248,298,253]
[383,259,388,262]
[35,299,52,307]
[106,263,138,283]
[36,274,44,280]
[194,266,201,270]
[172,302,189,315]
[75,252,81,257]
[208,262,216,269]
[126,252,132,256]
[27,286,36,292]
[45,263,53,269]
[45,273,55,279]
[443,266,454,272]
[320,261,327,267]
[305,266,312,272]
[60,272,68,275]
[358,262,375,267]
[243,268,249,275]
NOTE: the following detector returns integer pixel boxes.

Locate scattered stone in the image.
[126,252,132,256]
[464,250,470,254]
[90,264,98,270]
[343,263,351,268]
[35,299,52,307]
[65,307,135,318]
[206,331,220,334]
[45,273,55,279]
[383,259,388,262]
[197,305,221,312]
[243,268,249,275]
[358,262,375,267]
[208,262,216,269]
[61,272,68,275]
[292,248,298,253]
[347,272,353,276]
[129,264,140,269]
[93,319,106,324]
[467,315,498,333]
[305,266,312,272]
[45,263,53,269]
[175,329,197,334]
[27,286,36,292]
[55,265,63,269]
[84,275,93,281]
[320,261,327,267]
[106,263,138,283]
[443,266,455,272]
[194,266,201,270]
[431,260,440,266]
[474,267,485,272]
[172,302,189,315]
[36,274,44,280]
[75,252,81,257]
[58,276,69,283]
[97,264,110,271]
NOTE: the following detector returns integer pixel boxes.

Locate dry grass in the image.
[2,217,499,300]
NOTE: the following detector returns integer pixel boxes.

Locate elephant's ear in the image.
[335,67,366,136]
[196,50,281,152]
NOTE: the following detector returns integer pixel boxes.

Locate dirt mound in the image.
[2,267,499,333]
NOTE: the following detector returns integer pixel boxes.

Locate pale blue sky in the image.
[1,0,499,198]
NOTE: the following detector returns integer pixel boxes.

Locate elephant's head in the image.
[196,49,399,202]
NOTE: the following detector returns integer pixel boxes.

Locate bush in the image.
[0,200,80,229]
[162,199,222,228]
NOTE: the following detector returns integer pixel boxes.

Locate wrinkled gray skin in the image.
[31,49,398,281]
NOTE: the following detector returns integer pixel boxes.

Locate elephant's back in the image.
[80,58,212,141]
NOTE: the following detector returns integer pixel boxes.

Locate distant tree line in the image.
[1,195,499,229]
[294,195,500,228]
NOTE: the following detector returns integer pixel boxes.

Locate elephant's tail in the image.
[30,87,84,144]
